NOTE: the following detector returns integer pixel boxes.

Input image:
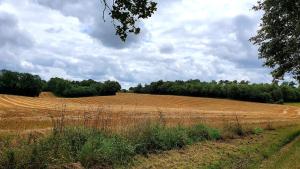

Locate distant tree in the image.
[101,0,157,41]
[0,70,42,97]
[251,0,300,82]
[47,78,121,97]
[130,79,300,103]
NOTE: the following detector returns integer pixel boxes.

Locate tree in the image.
[251,0,300,82]
[0,70,43,97]
[101,0,157,41]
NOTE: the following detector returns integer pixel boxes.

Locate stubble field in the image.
[1,92,300,135]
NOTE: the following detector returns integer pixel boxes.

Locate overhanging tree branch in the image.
[100,0,157,41]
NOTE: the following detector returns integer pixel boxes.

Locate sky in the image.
[0,0,273,88]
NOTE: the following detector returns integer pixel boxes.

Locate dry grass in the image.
[0,92,300,134]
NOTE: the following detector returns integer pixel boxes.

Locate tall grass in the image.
[1,109,271,169]
[0,120,221,169]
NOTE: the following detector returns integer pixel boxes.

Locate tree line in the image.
[129,80,300,103]
[0,70,121,97]
[0,70,43,97]
[1,69,300,103]
[45,78,121,97]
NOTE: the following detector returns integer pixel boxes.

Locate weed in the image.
[79,135,134,168]
[252,127,264,135]
[188,124,221,142]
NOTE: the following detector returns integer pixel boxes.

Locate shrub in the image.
[188,124,221,142]
[252,127,264,135]
[130,123,221,155]
[79,135,135,168]
[131,124,190,154]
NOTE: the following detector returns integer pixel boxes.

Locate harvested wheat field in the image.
[0,92,300,134]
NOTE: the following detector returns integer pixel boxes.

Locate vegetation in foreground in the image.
[130,124,300,169]
[0,107,299,169]
[0,122,221,169]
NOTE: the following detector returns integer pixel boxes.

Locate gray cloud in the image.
[159,44,175,54]
[36,0,146,49]
[0,12,33,48]
[163,14,263,69]
[0,11,34,73]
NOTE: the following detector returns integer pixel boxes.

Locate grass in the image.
[260,135,300,169]
[129,124,300,169]
[1,114,299,169]
[203,125,300,169]
[0,127,135,169]
[0,122,221,169]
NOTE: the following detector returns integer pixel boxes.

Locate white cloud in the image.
[0,0,273,89]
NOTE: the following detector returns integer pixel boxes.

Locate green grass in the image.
[203,125,300,169]
[285,102,300,107]
[0,123,221,169]
[129,125,300,169]
[260,135,300,169]
[2,122,299,169]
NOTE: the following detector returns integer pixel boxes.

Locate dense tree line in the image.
[46,78,121,97]
[0,70,121,97]
[0,70,43,97]
[129,80,300,103]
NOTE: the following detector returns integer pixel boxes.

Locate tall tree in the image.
[101,0,157,41]
[250,0,300,82]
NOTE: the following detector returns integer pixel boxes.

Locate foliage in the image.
[79,135,135,168]
[0,127,134,169]
[47,78,121,97]
[128,123,221,155]
[0,123,221,168]
[252,127,264,135]
[0,70,43,97]
[131,124,190,154]
[0,69,121,98]
[188,124,221,142]
[101,0,157,41]
[251,0,300,81]
[129,80,300,103]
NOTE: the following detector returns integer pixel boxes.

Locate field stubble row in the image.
[0,92,300,134]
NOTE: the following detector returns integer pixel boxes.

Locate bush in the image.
[80,135,134,168]
[188,124,221,142]
[131,124,190,154]
[252,127,264,135]
[130,123,221,155]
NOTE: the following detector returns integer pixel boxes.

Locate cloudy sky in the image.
[0,0,272,88]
